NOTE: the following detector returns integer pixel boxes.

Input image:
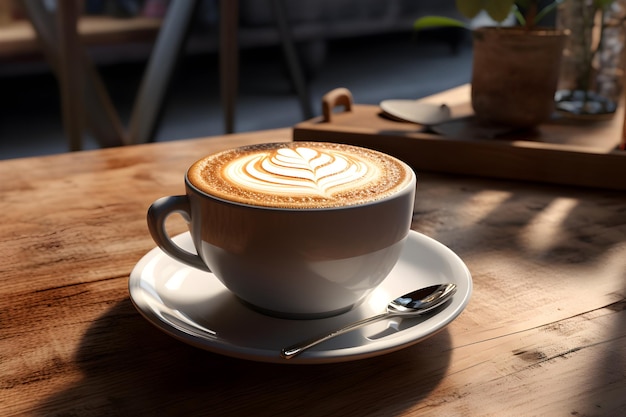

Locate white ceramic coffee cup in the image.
[147,142,416,319]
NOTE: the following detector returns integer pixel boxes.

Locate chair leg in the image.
[220,0,239,134]
[128,0,197,144]
[23,0,127,148]
[270,0,313,120]
[56,1,83,151]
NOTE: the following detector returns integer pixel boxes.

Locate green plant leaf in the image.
[456,0,486,19]
[513,6,526,25]
[413,16,468,31]
[535,0,566,25]
[595,0,614,8]
[485,0,516,22]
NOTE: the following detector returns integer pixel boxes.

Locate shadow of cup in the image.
[35,298,453,416]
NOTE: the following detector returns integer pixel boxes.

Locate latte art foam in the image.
[188,142,413,209]
[225,146,377,198]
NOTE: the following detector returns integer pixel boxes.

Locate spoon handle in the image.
[280,283,456,359]
[280,312,391,359]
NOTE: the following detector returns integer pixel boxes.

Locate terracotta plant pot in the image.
[471,27,569,128]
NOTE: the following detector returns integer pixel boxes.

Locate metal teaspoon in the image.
[280,283,457,359]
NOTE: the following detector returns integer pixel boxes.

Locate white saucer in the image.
[129,230,472,364]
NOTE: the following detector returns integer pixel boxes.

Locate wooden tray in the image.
[293,86,626,190]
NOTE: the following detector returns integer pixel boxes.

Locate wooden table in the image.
[1,128,625,416]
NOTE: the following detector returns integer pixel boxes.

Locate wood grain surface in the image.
[1,128,624,416]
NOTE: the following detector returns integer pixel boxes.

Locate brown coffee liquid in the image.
[187,142,413,209]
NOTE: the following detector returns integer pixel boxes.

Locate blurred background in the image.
[0,0,473,160]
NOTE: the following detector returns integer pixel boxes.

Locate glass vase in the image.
[556,0,626,120]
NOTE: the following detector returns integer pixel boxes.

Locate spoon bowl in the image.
[280,283,457,359]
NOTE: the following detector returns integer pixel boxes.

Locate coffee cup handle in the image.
[147,196,210,272]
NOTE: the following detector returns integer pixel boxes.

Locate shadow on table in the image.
[36,298,453,416]
[412,174,626,267]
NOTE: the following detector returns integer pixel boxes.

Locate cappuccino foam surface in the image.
[188,142,413,209]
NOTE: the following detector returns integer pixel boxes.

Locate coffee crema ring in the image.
[188,142,412,209]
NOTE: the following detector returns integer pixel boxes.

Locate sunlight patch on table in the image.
[520,197,578,256]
